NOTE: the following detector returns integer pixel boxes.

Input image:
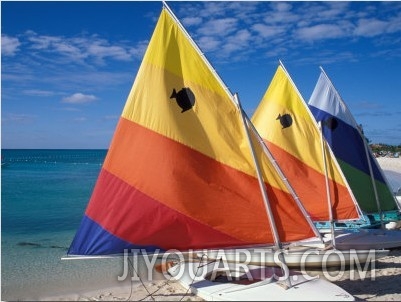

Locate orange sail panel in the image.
[251,65,359,222]
[68,9,315,256]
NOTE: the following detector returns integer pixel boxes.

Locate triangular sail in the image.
[67,7,316,256]
[308,69,399,214]
[251,63,360,222]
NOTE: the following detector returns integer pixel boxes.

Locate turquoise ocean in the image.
[1,149,145,300]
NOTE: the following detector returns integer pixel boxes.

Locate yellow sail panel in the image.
[253,65,348,186]
[142,10,225,97]
[253,66,318,173]
[251,65,359,221]
[121,9,254,175]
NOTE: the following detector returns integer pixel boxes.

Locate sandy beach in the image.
[37,157,401,301]
[39,249,401,301]
[41,280,204,301]
[40,249,401,301]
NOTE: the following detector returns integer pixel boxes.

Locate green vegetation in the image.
[370,144,401,156]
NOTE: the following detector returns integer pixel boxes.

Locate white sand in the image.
[376,157,401,174]
[40,157,401,301]
[41,249,401,301]
[331,248,401,301]
[41,280,204,301]
[376,157,401,195]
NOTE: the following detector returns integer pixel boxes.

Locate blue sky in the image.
[2,1,401,149]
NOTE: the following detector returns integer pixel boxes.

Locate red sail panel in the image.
[266,141,359,221]
[84,117,315,248]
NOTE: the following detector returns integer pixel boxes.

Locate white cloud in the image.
[263,4,299,25]
[252,23,284,38]
[103,115,119,121]
[26,31,61,49]
[52,41,83,59]
[198,2,228,18]
[21,30,144,64]
[234,29,252,44]
[198,18,238,37]
[87,43,131,61]
[274,2,292,12]
[197,36,221,52]
[129,40,148,59]
[220,29,252,56]
[1,35,20,56]
[2,113,35,123]
[182,17,202,27]
[354,18,389,37]
[62,93,97,104]
[318,2,350,19]
[387,13,401,33]
[23,89,55,97]
[295,24,345,41]
[148,2,401,66]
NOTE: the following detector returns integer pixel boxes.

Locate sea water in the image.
[1,149,145,300]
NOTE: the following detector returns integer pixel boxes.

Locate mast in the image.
[319,66,387,225]
[246,115,324,242]
[360,124,384,228]
[318,121,336,247]
[235,93,292,288]
[235,94,282,250]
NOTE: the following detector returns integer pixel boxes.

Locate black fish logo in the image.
[322,117,338,130]
[276,113,293,129]
[170,87,195,113]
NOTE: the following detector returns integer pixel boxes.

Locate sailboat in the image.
[65,3,379,300]
[307,67,401,249]
[308,67,401,228]
[167,259,355,301]
[251,62,362,230]
[67,4,321,260]
[249,61,400,251]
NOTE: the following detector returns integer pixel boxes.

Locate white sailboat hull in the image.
[168,261,355,301]
[198,246,389,268]
[326,228,401,250]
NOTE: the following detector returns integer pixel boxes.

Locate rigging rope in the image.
[178,254,207,301]
[135,253,214,301]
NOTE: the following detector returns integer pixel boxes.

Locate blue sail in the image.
[308,69,400,227]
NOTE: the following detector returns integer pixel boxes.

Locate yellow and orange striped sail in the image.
[68,8,316,256]
[252,64,360,222]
